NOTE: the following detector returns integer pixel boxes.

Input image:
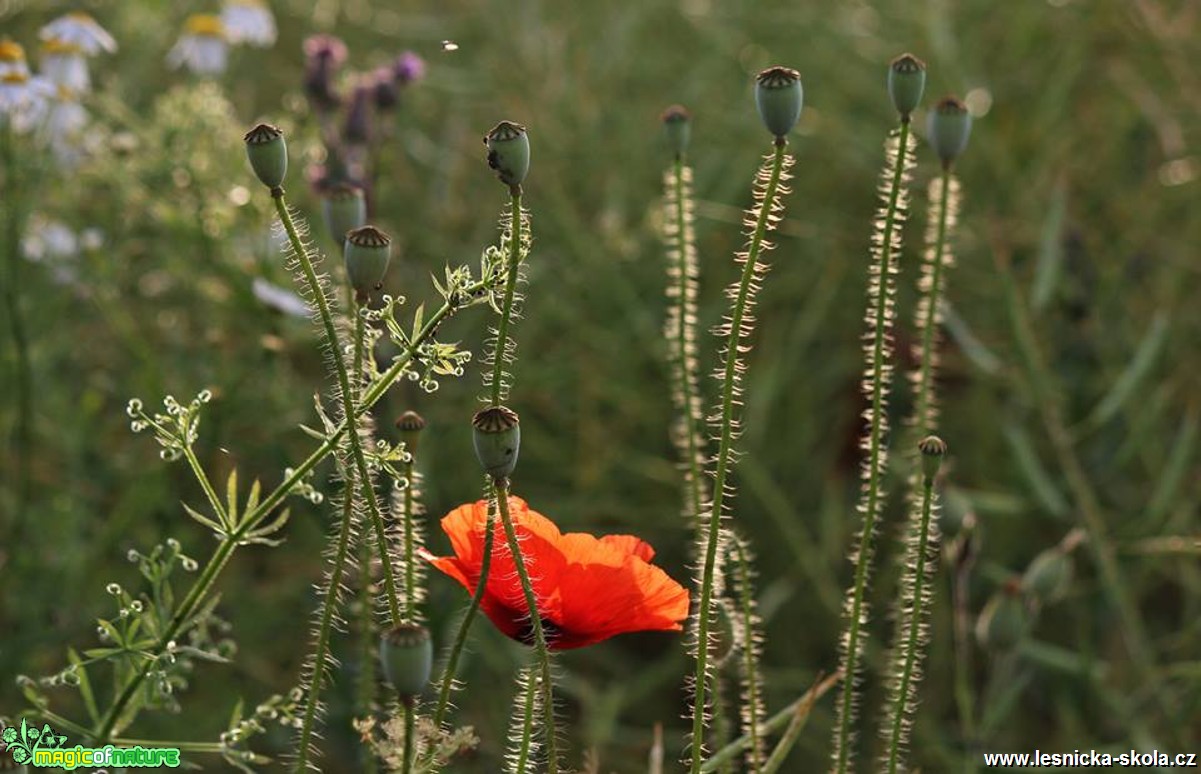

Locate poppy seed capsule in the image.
[754,66,803,139]
[484,120,529,187]
[661,104,691,160]
[918,435,947,481]
[243,123,287,188]
[379,623,432,700]
[976,581,1027,652]
[927,96,972,165]
[472,405,520,479]
[321,183,366,244]
[888,53,926,118]
[1022,548,1073,603]
[344,226,392,299]
[396,409,426,458]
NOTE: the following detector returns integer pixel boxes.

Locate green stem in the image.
[488,186,524,407]
[951,539,977,774]
[732,541,762,773]
[402,700,416,774]
[760,701,808,774]
[670,158,705,528]
[834,120,912,774]
[884,475,937,774]
[913,167,953,436]
[351,304,379,774]
[495,477,558,774]
[182,442,229,530]
[515,666,537,773]
[402,460,416,621]
[691,140,787,774]
[2,125,32,516]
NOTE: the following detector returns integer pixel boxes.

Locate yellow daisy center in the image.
[0,39,26,63]
[41,38,84,56]
[185,14,226,38]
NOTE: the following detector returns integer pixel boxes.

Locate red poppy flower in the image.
[422,496,690,650]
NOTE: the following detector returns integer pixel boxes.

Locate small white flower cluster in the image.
[168,0,277,77]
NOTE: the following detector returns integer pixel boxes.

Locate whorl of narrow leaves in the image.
[832,126,916,774]
[689,145,793,771]
[505,665,544,774]
[728,534,767,772]
[481,203,533,406]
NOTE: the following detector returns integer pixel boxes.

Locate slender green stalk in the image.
[760,699,810,774]
[1,126,32,515]
[950,532,978,774]
[402,701,416,774]
[833,121,914,774]
[351,305,379,774]
[488,186,524,407]
[730,537,764,772]
[509,666,538,773]
[912,168,956,435]
[402,459,418,621]
[494,478,558,774]
[883,474,938,773]
[691,140,790,773]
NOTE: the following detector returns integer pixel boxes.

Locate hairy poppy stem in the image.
[488,186,524,407]
[494,478,559,774]
[402,700,416,774]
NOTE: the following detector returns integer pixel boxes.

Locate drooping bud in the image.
[887,53,926,119]
[396,410,426,459]
[1022,547,1073,604]
[975,580,1028,652]
[918,435,947,481]
[243,123,287,189]
[379,623,432,703]
[754,66,803,139]
[661,104,691,160]
[321,183,366,244]
[472,405,520,479]
[344,226,392,301]
[927,96,972,166]
[484,121,530,187]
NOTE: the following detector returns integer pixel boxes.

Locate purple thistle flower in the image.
[303,34,347,112]
[393,51,425,84]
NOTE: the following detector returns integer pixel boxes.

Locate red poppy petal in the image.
[599,534,656,562]
[555,557,689,646]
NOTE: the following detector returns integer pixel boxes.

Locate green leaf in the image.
[1003,422,1069,518]
[1147,407,1198,529]
[175,645,231,664]
[245,479,262,517]
[68,648,100,725]
[1083,313,1169,431]
[183,503,224,534]
[226,468,240,523]
[82,647,122,660]
[96,619,126,648]
[1031,178,1067,311]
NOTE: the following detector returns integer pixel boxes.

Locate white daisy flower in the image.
[39,12,117,56]
[0,70,56,133]
[221,0,277,47]
[43,85,90,165]
[252,278,310,318]
[0,38,31,78]
[40,38,91,92]
[167,15,229,77]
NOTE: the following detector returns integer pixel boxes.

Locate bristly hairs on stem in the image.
[504,665,543,774]
[482,189,532,408]
[831,121,916,774]
[689,137,794,774]
[727,533,767,772]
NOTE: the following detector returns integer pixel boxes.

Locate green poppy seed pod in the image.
[661,104,691,160]
[888,53,927,119]
[1022,548,1073,603]
[927,96,972,166]
[344,225,392,301]
[918,435,947,481]
[484,121,530,187]
[243,123,287,189]
[396,410,426,459]
[321,183,367,245]
[754,66,803,139]
[472,405,520,479]
[379,624,432,701]
[976,581,1028,652]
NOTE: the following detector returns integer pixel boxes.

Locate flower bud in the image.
[484,121,530,187]
[887,53,926,119]
[396,410,426,459]
[661,104,691,160]
[243,123,287,189]
[1022,547,1073,603]
[321,183,366,245]
[927,96,971,166]
[754,66,803,139]
[379,623,432,701]
[472,405,520,479]
[976,580,1028,652]
[918,435,947,481]
[344,225,392,301]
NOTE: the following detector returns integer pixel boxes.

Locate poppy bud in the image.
[484,121,530,187]
[321,183,366,245]
[976,580,1027,652]
[927,96,971,166]
[754,66,803,139]
[918,435,947,481]
[379,623,432,702]
[887,53,926,119]
[1022,547,1073,603]
[243,123,287,189]
[344,226,392,301]
[472,405,520,479]
[396,410,426,459]
[661,104,691,160]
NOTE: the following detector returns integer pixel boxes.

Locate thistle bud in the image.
[344,226,392,301]
[1022,547,1073,603]
[484,121,530,187]
[472,405,520,479]
[243,123,287,189]
[321,183,366,244]
[927,96,972,166]
[379,624,432,702]
[918,435,947,481]
[396,410,426,459]
[976,580,1028,652]
[754,66,803,139]
[661,104,691,160]
[887,53,926,119]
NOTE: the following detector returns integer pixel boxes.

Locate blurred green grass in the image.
[2,0,1199,770]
